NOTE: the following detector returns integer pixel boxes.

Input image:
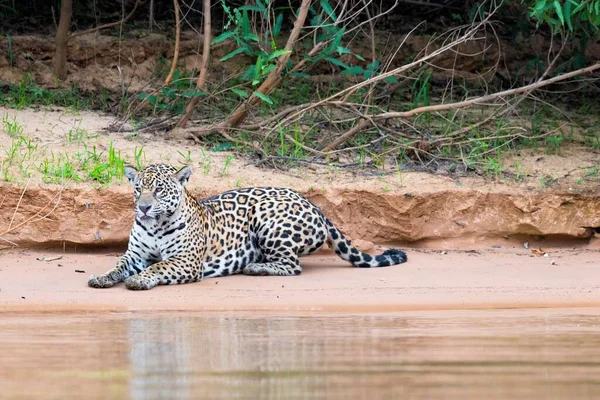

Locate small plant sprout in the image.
[221,155,235,176]
[2,114,24,137]
[177,149,192,163]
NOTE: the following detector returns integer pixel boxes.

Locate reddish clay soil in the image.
[0,247,598,312]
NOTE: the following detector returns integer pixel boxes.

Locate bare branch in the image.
[164,0,182,86]
[322,119,373,152]
[320,62,600,152]
[177,0,212,128]
[222,0,312,129]
[69,0,141,39]
[275,9,497,130]
[373,62,600,121]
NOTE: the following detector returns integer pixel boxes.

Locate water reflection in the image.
[1,310,600,399]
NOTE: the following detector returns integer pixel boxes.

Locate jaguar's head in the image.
[124,163,191,222]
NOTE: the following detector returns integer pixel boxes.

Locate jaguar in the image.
[88,163,407,290]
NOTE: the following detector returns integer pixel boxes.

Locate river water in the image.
[1,309,599,399]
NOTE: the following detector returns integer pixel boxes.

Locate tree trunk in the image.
[54,0,72,80]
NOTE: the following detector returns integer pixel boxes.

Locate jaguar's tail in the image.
[325,218,407,267]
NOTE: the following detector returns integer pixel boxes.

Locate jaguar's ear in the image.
[174,166,191,186]
[124,165,139,184]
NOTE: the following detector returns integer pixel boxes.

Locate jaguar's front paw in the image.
[125,275,158,290]
[88,274,117,288]
[242,263,270,276]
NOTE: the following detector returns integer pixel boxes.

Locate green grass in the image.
[0,129,143,185]
[2,114,24,137]
[220,154,235,176]
[199,147,212,175]
[581,164,599,178]
[35,141,127,184]
[1,65,597,185]
[66,125,96,143]
[177,149,192,163]
[0,74,114,112]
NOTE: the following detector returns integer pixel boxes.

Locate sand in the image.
[1,247,598,313]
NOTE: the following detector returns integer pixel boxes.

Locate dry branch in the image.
[321,62,600,151]
[372,62,600,121]
[322,119,372,152]
[275,9,496,130]
[165,0,182,86]
[177,0,212,128]
[223,0,312,129]
[70,0,141,39]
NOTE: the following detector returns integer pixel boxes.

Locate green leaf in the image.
[231,88,249,98]
[137,93,157,103]
[220,47,246,62]
[89,164,108,176]
[572,1,586,13]
[211,31,235,45]
[331,27,345,49]
[242,32,260,43]
[267,49,292,61]
[253,91,274,105]
[320,0,337,21]
[255,0,267,13]
[273,14,284,37]
[241,65,256,80]
[240,10,251,37]
[325,57,350,69]
[253,56,263,84]
[363,70,374,79]
[262,64,277,75]
[341,66,364,75]
[554,0,565,25]
[383,76,399,84]
[181,90,207,98]
[336,46,352,55]
[161,87,177,99]
[366,60,381,71]
[532,0,547,15]
[563,0,573,30]
[316,32,335,43]
[354,54,365,61]
[311,15,323,27]
[213,142,233,152]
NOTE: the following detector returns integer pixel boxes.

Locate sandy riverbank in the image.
[1,247,598,313]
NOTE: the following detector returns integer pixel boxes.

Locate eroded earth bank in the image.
[0,107,599,312]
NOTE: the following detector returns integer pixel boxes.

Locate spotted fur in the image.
[88,163,407,290]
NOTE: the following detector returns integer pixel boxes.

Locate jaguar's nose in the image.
[138,204,152,215]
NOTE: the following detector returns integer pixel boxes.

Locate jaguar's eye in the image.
[154,185,163,194]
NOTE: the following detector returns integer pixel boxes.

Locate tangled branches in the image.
[108,0,599,171]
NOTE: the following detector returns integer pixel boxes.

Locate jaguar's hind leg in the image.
[242,255,302,276]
